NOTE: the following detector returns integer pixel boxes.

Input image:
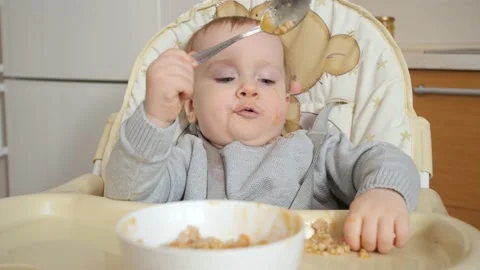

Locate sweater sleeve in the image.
[104,102,196,203]
[319,131,421,212]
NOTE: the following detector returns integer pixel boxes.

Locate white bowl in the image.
[116,200,305,270]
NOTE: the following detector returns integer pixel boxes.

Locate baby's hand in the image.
[343,189,409,254]
[144,48,197,128]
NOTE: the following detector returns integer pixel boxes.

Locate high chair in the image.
[2,1,478,269]
[46,0,445,215]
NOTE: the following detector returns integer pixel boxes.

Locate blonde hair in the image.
[185,16,295,90]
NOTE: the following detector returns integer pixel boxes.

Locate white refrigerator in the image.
[1,0,200,196]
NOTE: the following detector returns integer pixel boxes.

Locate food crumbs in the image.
[129,217,137,225]
[359,248,370,258]
[305,218,366,259]
[258,239,269,245]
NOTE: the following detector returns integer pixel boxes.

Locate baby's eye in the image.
[259,78,276,85]
[215,77,235,83]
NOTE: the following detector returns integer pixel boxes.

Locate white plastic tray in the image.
[0,193,479,270]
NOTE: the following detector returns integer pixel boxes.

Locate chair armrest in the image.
[414,116,433,177]
[44,174,104,196]
[415,188,448,215]
[93,113,117,167]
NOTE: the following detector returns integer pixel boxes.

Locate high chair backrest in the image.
[99,0,432,187]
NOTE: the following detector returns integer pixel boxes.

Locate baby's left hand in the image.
[343,189,410,254]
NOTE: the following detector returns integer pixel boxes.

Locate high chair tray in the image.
[0,193,478,270]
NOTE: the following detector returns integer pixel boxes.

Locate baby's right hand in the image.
[144,48,197,128]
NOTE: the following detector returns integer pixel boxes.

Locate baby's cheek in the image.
[274,105,287,126]
[271,100,279,126]
[195,97,223,124]
[272,95,288,127]
[267,89,280,126]
[205,94,229,112]
[276,107,288,127]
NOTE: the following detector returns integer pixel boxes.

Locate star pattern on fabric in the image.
[401,130,412,142]
[365,134,375,143]
[372,97,383,109]
[377,58,387,69]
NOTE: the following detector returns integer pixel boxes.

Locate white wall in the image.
[353,0,480,48]
[5,80,125,196]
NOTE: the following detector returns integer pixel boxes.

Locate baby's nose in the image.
[236,85,259,98]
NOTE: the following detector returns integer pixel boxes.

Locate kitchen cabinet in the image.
[411,69,480,229]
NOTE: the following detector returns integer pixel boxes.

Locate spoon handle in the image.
[192,26,262,65]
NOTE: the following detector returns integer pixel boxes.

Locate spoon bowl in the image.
[260,0,311,35]
[192,0,311,64]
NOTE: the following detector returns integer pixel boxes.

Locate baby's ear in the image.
[288,80,302,95]
[184,99,197,124]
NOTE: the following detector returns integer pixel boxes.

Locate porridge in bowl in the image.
[168,225,269,249]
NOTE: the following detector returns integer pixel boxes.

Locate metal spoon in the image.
[192,0,311,64]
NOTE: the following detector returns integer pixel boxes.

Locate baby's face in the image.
[185,23,290,147]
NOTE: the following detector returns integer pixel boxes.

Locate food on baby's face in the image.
[167,225,269,249]
[304,218,369,258]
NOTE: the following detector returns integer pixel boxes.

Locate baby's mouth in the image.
[235,105,261,119]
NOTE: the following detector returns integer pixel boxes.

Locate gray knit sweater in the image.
[104,103,420,211]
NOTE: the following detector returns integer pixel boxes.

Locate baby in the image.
[105,16,420,254]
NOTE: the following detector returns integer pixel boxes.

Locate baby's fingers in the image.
[187,51,198,68]
[343,215,362,251]
[377,217,394,254]
[394,214,410,248]
[361,216,378,252]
